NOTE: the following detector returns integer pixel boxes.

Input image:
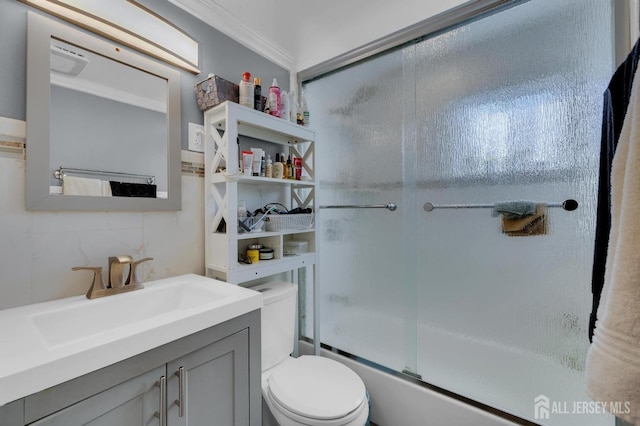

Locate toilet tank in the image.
[250,281,297,371]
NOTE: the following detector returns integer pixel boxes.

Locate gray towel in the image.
[491,201,536,219]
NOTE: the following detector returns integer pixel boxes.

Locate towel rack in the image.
[54,167,156,185]
[423,199,578,212]
[320,203,398,211]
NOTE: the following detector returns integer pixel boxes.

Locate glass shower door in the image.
[413,0,614,424]
[305,0,617,424]
[307,48,418,374]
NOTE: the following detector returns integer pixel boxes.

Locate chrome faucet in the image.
[72,256,153,299]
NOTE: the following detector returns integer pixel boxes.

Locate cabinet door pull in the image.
[155,375,166,426]
[175,366,186,418]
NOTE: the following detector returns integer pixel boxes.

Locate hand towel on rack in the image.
[501,203,547,236]
[109,181,157,198]
[491,201,536,218]
[62,176,112,196]
[585,62,640,425]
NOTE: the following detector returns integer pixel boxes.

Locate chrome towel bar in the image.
[54,167,156,185]
[320,203,398,211]
[423,199,578,212]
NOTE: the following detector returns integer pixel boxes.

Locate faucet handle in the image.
[126,257,154,286]
[72,266,106,299]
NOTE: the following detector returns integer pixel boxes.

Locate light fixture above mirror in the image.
[19,0,200,74]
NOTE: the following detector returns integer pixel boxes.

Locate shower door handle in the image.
[319,203,397,211]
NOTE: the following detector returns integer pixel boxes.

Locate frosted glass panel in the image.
[306,49,412,372]
[306,0,615,424]
[414,0,613,424]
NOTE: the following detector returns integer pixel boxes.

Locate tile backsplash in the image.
[0,141,205,310]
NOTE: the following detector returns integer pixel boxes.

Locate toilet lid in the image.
[268,356,366,420]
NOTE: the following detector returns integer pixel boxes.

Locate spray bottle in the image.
[289,90,298,123]
[268,78,281,117]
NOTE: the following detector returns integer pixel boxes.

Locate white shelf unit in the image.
[203,101,316,285]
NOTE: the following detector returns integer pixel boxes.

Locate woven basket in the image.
[195,75,239,111]
[264,214,314,232]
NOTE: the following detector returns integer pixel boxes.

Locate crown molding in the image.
[168,0,295,71]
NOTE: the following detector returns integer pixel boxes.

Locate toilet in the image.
[252,281,369,426]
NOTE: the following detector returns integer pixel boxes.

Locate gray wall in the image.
[0,0,290,149]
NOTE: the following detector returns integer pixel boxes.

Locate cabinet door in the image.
[166,329,250,426]
[28,366,164,426]
[0,399,24,426]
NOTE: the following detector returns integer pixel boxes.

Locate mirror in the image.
[26,12,182,211]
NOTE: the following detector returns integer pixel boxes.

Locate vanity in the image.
[0,274,262,426]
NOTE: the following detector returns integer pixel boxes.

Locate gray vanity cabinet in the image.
[167,329,250,425]
[7,311,261,426]
[29,366,164,426]
[30,330,251,426]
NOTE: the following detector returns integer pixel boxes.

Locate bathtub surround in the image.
[585,62,640,425]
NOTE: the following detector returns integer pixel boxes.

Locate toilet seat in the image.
[267,386,369,426]
[267,356,367,421]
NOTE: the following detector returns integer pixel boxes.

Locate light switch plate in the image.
[188,122,205,152]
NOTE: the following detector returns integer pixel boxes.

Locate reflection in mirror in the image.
[26,12,182,211]
[49,40,168,198]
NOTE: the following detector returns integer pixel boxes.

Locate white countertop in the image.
[0,274,261,406]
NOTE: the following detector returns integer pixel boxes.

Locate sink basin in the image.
[30,280,232,347]
[0,274,262,406]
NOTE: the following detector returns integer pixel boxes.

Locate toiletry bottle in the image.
[253,77,262,111]
[281,90,289,121]
[281,152,288,179]
[260,155,266,177]
[300,90,310,127]
[239,72,253,108]
[242,150,254,175]
[296,91,304,124]
[265,154,273,178]
[294,157,302,180]
[273,153,283,179]
[286,154,293,179]
[251,148,262,176]
[268,78,281,117]
[238,200,247,221]
[289,90,298,123]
